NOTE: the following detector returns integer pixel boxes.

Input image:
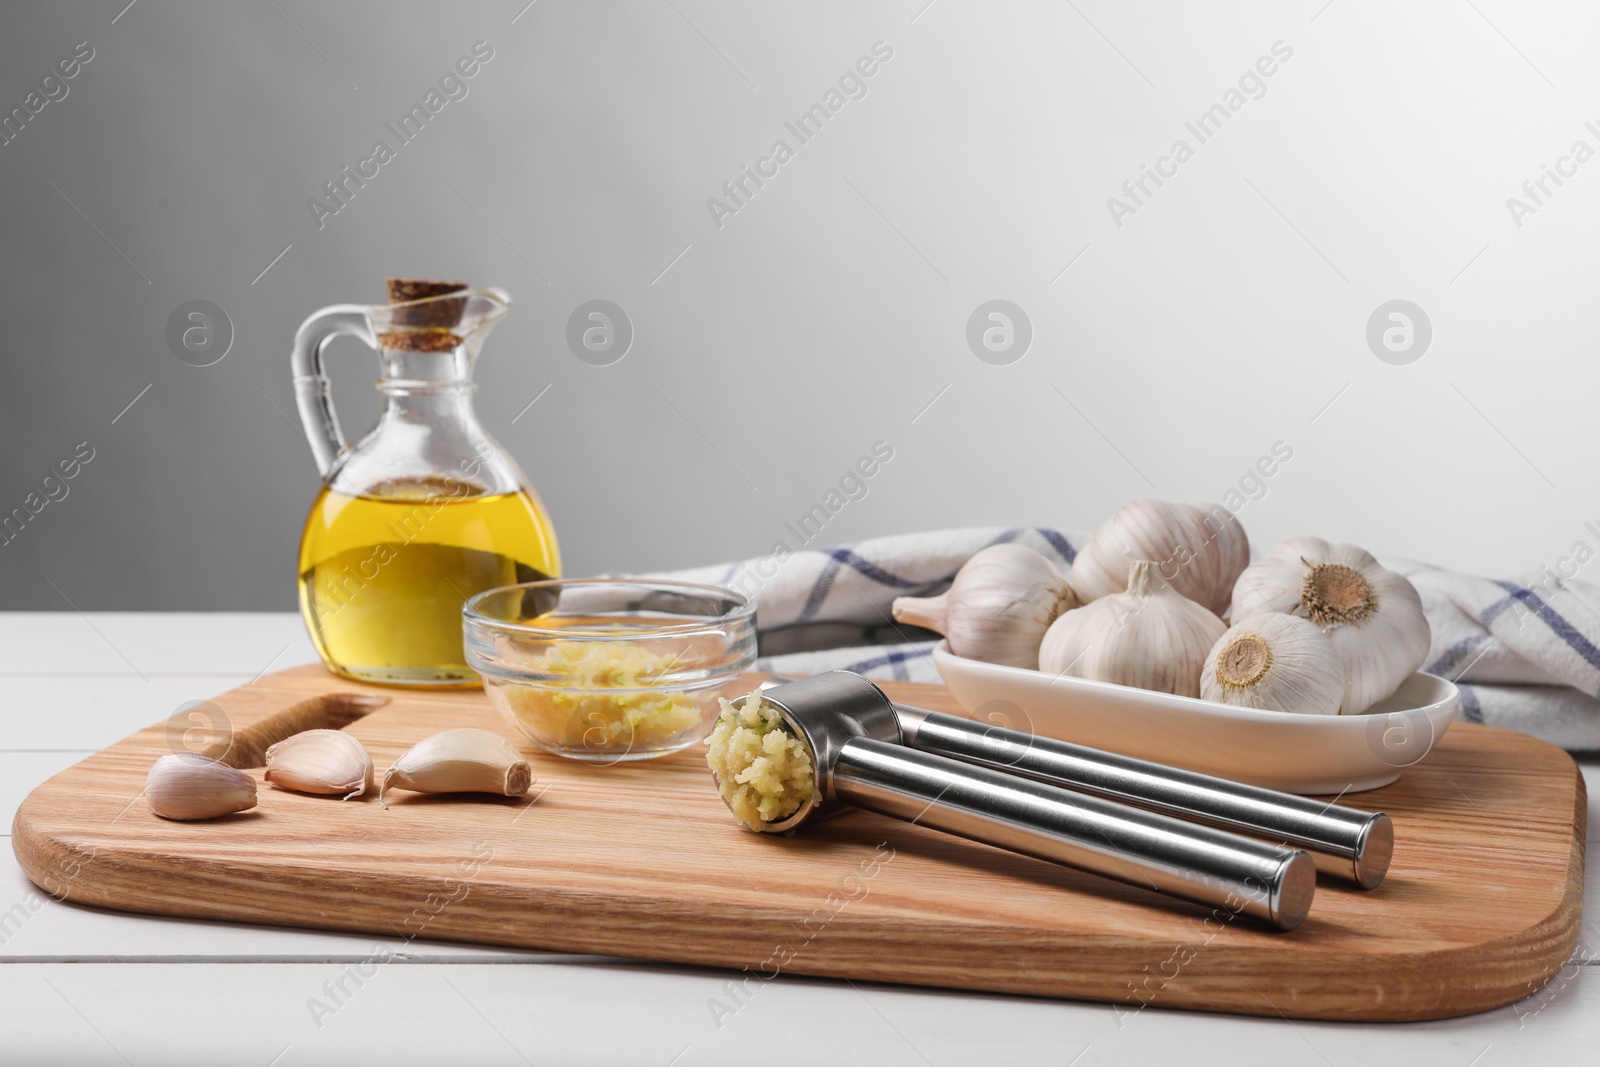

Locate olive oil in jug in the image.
[290,280,560,686]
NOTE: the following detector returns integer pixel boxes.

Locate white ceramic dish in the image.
[931,642,1460,794]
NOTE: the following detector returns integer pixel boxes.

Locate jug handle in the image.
[290,304,376,477]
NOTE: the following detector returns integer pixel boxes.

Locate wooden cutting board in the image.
[11,664,1586,1021]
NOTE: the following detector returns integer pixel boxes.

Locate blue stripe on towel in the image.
[1035,527,1077,564]
[1458,684,1484,724]
[796,556,844,622]
[825,547,930,591]
[988,526,1024,549]
[1482,596,1516,626]
[1491,582,1600,674]
[1428,634,1488,678]
[837,645,934,681]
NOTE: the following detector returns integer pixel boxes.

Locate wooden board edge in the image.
[7,688,1589,1023]
[1425,758,1588,1017]
[10,791,1584,1025]
[1204,757,1588,1023]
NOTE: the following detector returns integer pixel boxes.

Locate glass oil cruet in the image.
[290,278,560,687]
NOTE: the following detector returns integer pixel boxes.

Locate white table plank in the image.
[0,613,316,676]
[0,961,1592,1067]
[1,614,1594,1063]
[0,674,254,751]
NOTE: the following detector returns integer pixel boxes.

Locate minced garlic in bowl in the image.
[705,690,815,831]
[499,641,704,752]
[462,578,758,763]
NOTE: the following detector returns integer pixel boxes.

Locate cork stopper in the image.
[379,277,469,352]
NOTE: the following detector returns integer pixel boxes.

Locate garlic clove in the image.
[892,543,1076,669]
[1230,536,1431,713]
[379,728,533,807]
[1069,499,1248,617]
[1039,560,1225,698]
[265,729,373,800]
[1201,613,1346,715]
[146,753,258,821]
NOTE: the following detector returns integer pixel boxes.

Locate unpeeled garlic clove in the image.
[379,728,532,807]
[146,753,258,821]
[892,543,1077,669]
[265,729,373,800]
[1069,499,1249,618]
[1201,612,1346,715]
[1039,560,1225,697]
[1230,536,1431,713]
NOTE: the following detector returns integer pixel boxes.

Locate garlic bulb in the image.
[146,753,258,821]
[380,728,533,807]
[1069,499,1249,617]
[1201,613,1345,715]
[1230,537,1430,714]
[265,729,373,800]
[1038,560,1225,697]
[893,543,1077,669]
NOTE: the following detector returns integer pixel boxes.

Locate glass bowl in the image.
[462,578,757,763]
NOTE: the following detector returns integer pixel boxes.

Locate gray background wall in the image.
[1,0,1593,611]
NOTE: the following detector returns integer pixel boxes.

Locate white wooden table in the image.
[2,613,1594,1065]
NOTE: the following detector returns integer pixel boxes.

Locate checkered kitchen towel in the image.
[655,527,1600,751]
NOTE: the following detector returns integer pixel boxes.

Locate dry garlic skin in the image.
[1038,560,1224,698]
[1070,499,1248,618]
[892,543,1076,669]
[1231,536,1430,713]
[264,729,373,799]
[379,728,532,806]
[705,692,815,831]
[1201,613,1345,715]
[146,753,258,821]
